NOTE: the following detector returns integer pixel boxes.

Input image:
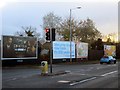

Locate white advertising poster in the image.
[53,41,75,59]
[76,42,88,58]
[104,45,116,56]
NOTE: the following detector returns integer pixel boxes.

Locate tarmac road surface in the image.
[2,62,119,88]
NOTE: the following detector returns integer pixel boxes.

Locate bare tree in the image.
[43,12,62,29]
[14,26,41,40]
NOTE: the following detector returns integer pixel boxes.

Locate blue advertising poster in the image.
[53,41,75,59]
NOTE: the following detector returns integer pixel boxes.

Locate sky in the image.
[0,0,119,40]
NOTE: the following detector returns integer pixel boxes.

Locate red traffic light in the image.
[45,28,50,40]
[45,28,50,33]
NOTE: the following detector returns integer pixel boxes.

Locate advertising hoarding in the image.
[104,45,116,56]
[53,41,75,59]
[76,42,88,58]
[2,36,37,59]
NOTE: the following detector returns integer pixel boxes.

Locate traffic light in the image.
[52,28,55,41]
[45,28,50,40]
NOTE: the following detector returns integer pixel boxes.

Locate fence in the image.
[88,50,104,60]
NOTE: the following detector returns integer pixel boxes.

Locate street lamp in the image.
[70,7,81,63]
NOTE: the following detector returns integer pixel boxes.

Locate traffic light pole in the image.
[50,28,53,74]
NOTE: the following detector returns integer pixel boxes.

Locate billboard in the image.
[53,41,75,59]
[2,36,37,59]
[104,45,116,56]
[76,42,88,58]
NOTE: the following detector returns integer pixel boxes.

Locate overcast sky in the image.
[0,0,119,40]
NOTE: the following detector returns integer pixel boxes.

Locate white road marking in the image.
[70,77,96,86]
[79,74,86,75]
[65,70,71,73]
[97,68,100,69]
[12,78,17,80]
[101,70,118,76]
[70,72,86,76]
[60,74,67,76]
[58,80,70,83]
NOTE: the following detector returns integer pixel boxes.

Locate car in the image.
[100,55,116,64]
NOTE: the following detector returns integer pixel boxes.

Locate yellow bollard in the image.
[41,61,48,75]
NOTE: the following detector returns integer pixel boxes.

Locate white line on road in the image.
[58,80,70,83]
[101,70,118,76]
[11,78,17,80]
[70,77,96,86]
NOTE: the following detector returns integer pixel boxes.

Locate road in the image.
[2,62,118,88]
